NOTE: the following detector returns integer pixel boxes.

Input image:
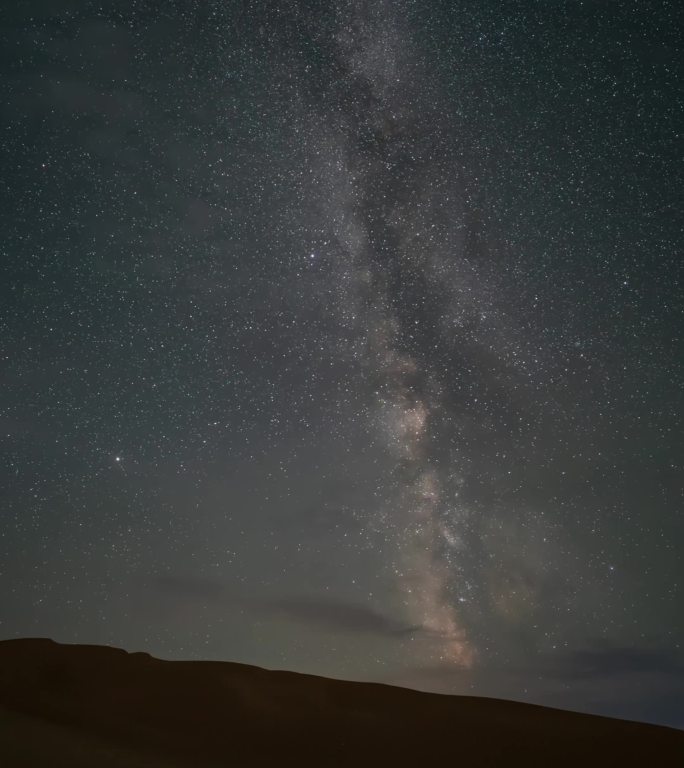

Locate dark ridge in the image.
[1,638,681,767]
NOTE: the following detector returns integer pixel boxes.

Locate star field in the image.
[1,0,682,727]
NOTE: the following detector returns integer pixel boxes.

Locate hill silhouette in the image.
[1,638,681,766]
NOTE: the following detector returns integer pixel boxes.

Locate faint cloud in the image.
[546,643,684,681]
[259,596,418,637]
[152,575,417,637]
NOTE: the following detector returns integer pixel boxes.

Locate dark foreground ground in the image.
[0,638,681,767]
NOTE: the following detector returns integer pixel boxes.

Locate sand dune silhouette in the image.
[1,638,681,766]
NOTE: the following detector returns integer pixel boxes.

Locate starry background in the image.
[2,0,682,728]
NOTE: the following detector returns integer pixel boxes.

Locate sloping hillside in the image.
[0,638,681,766]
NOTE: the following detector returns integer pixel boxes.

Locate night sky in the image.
[2,1,682,728]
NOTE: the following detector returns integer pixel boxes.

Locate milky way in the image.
[300,2,479,665]
[2,0,682,727]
